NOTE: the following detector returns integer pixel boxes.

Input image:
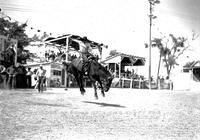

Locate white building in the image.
[172,61,200,91]
[25,62,67,88]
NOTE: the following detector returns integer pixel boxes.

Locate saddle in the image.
[71,58,83,72]
[71,56,96,73]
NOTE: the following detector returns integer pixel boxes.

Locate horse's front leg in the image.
[92,82,98,99]
[79,74,86,95]
[75,73,85,95]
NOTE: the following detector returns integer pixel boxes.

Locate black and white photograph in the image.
[0,0,200,139]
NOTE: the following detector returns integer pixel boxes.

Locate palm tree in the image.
[152,38,165,85]
[152,34,189,79]
[165,34,187,77]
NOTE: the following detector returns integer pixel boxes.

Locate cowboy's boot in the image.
[83,61,89,75]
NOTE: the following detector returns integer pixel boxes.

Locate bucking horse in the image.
[63,57,113,99]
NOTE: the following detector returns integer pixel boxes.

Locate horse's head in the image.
[102,75,113,92]
[89,60,113,92]
[99,68,113,92]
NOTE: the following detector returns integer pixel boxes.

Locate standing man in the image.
[6,65,16,89]
[36,65,46,92]
[26,67,33,88]
[0,65,6,73]
[0,65,6,88]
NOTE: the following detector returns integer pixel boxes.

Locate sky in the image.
[1,0,200,76]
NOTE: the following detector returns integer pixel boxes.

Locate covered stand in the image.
[102,52,145,88]
[45,34,107,62]
[44,34,107,87]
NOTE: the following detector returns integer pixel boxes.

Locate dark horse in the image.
[63,58,113,99]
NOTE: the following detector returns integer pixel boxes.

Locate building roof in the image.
[44,34,108,51]
[24,61,62,67]
[102,52,145,66]
[183,61,200,70]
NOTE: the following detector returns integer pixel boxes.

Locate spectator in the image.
[0,65,6,73]
[36,65,46,92]
[15,64,27,88]
[165,76,173,90]
[0,65,6,88]
[6,65,16,89]
[49,51,56,61]
[45,51,49,59]
[160,76,164,84]
[32,69,38,88]
[26,67,33,88]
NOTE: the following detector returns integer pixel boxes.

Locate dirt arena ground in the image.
[0,88,200,140]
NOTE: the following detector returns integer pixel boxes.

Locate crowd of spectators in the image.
[44,50,63,61]
[0,64,47,91]
[0,64,27,89]
[44,50,77,62]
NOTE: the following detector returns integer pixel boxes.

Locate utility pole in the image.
[148,0,160,89]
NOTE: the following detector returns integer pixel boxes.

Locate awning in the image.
[102,53,145,66]
[44,34,108,51]
[103,56,122,64]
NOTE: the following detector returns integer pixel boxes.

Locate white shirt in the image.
[36,68,46,77]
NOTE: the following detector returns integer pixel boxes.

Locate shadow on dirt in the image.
[24,100,72,108]
[83,101,126,108]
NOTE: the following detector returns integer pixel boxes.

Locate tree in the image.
[0,18,30,48]
[0,17,31,64]
[31,32,49,42]
[151,33,198,78]
[152,38,165,84]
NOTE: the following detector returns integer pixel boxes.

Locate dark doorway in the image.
[193,67,200,81]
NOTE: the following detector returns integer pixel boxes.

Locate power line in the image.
[0,2,35,12]
[0,9,61,37]
[1,6,33,12]
[2,1,200,18]
[0,2,31,7]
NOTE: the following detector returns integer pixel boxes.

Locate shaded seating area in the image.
[102,52,146,88]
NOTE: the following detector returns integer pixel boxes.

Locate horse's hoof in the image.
[95,96,98,100]
[81,91,85,95]
[100,90,105,97]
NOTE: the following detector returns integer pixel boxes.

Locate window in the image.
[53,70,61,76]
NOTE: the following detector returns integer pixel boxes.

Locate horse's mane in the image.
[90,60,111,76]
